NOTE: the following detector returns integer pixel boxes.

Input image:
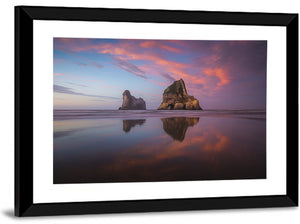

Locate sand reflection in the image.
[54,116,266,183]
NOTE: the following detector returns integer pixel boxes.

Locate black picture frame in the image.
[15,5,298,217]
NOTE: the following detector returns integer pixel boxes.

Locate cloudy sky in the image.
[53,38,267,110]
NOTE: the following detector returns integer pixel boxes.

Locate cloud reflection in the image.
[54,115,266,183]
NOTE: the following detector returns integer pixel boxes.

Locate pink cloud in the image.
[140,41,182,53]
[203,68,230,87]
[54,38,232,95]
[148,80,169,86]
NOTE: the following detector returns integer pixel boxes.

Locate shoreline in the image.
[53,109,266,120]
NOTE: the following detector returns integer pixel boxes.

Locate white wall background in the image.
[0,0,298,223]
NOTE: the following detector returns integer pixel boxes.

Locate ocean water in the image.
[53,109,266,184]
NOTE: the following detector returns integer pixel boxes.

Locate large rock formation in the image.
[119,90,146,110]
[157,79,202,110]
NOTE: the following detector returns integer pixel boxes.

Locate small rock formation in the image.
[157,79,202,110]
[123,119,146,132]
[161,117,200,142]
[119,90,146,110]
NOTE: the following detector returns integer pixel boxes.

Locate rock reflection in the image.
[161,117,199,142]
[123,119,146,132]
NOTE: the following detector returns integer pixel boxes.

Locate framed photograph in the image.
[15,6,298,216]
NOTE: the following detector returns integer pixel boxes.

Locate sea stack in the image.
[119,90,146,110]
[157,79,202,110]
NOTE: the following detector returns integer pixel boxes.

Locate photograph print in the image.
[53,38,267,184]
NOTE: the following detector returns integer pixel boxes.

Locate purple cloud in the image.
[53,84,119,100]
[75,62,87,66]
[161,73,175,82]
[89,61,104,69]
[113,57,147,79]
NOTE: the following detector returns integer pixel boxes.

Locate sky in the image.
[53,38,267,110]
